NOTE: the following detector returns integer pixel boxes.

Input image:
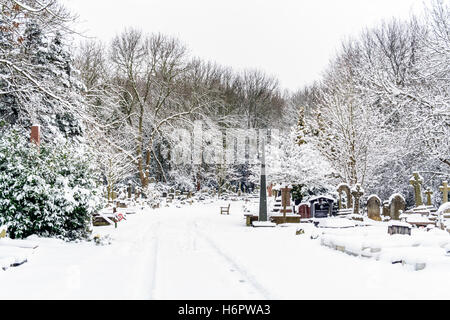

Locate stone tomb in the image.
[309,196,334,218]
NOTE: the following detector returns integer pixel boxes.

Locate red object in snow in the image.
[298,203,310,219]
[31,125,40,146]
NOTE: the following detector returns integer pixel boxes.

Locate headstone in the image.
[367,195,381,221]
[409,172,424,207]
[425,187,433,206]
[298,203,310,219]
[439,181,449,203]
[389,194,406,220]
[337,184,352,210]
[351,184,364,214]
[30,125,40,146]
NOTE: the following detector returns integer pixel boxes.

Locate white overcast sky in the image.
[61,0,425,92]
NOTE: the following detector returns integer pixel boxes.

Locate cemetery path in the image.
[150,210,268,299]
[2,199,450,299]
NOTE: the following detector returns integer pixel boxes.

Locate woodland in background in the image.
[0,0,448,208]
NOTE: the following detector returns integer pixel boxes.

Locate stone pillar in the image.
[31,125,41,146]
[259,138,267,222]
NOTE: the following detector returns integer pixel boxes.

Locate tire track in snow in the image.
[148,220,160,299]
[194,222,275,300]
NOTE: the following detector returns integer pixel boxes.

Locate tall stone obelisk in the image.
[259,137,267,222]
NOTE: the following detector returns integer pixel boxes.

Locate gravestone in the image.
[337,184,352,210]
[351,184,364,214]
[409,172,424,207]
[367,195,381,221]
[389,194,406,220]
[439,181,449,203]
[425,187,433,206]
[298,203,310,219]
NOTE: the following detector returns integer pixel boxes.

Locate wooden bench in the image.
[220,204,230,215]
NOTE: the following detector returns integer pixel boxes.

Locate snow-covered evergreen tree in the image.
[0,128,101,240]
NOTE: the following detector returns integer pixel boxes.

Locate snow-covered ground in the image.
[1,200,450,300]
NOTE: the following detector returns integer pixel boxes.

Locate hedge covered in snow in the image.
[0,129,101,240]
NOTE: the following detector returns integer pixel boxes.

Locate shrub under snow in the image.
[0,129,101,240]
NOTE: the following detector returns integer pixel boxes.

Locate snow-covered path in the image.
[1,200,450,300]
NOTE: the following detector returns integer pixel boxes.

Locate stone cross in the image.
[409,172,423,207]
[425,187,433,206]
[351,184,364,214]
[440,181,449,203]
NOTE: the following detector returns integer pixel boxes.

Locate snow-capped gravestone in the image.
[351,184,364,214]
[409,172,424,207]
[367,195,381,221]
[439,181,449,203]
[389,194,406,220]
[337,183,352,209]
